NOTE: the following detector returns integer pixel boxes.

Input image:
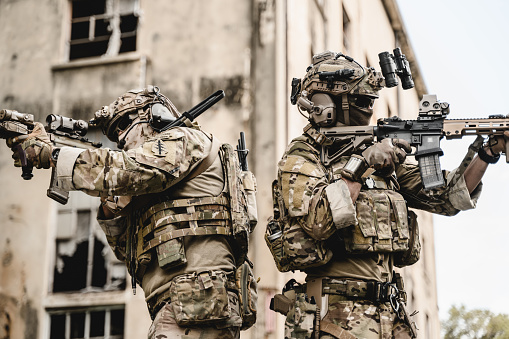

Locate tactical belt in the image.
[146,271,238,320]
[321,278,399,302]
[285,278,399,303]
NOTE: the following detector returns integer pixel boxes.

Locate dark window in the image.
[49,308,125,339]
[69,0,139,60]
[52,196,126,293]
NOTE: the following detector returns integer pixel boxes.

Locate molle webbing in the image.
[137,194,231,256]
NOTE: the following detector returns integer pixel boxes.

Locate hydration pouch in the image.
[284,292,316,339]
[394,210,421,267]
[169,271,231,326]
[235,261,258,330]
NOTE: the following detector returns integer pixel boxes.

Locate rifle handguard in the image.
[339,155,370,183]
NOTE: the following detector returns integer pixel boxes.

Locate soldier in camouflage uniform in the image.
[265,51,507,338]
[9,86,258,339]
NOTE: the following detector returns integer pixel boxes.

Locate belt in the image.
[321,278,398,302]
[283,278,400,303]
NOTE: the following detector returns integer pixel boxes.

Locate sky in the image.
[395,0,509,321]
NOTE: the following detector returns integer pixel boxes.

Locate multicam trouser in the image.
[279,278,416,339]
[319,295,413,339]
[148,290,242,339]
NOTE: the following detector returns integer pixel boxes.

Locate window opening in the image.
[53,199,126,293]
[49,307,124,339]
[69,0,139,60]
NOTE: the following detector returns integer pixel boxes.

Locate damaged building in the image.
[0,0,441,338]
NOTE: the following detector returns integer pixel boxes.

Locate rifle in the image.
[319,94,509,190]
[152,90,225,130]
[0,109,102,204]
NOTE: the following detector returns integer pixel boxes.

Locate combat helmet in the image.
[90,85,180,147]
[291,51,384,126]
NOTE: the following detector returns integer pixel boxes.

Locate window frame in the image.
[64,0,141,62]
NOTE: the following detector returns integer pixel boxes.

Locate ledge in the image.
[52,53,147,72]
[44,289,128,309]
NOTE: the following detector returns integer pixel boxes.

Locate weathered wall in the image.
[0,1,61,339]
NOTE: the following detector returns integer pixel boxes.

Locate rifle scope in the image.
[46,114,88,136]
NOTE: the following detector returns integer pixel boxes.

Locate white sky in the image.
[396,0,509,321]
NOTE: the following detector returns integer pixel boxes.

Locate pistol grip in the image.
[16,144,33,180]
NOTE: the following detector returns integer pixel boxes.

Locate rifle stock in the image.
[320,94,509,190]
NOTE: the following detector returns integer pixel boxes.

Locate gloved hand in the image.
[8,122,53,169]
[487,131,509,154]
[362,138,411,176]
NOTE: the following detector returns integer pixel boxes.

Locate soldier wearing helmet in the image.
[266,51,505,338]
[9,86,258,339]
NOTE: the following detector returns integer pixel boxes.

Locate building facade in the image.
[0,0,440,338]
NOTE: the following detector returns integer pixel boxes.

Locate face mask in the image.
[117,117,156,150]
[334,96,375,126]
[348,105,374,126]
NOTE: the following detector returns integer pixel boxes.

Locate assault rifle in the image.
[320,94,509,190]
[0,109,102,204]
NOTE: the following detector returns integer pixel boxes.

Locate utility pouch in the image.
[284,292,316,339]
[343,189,410,255]
[266,179,332,272]
[155,238,186,269]
[240,170,258,228]
[169,271,230,326]
[394,210,421,267]
[235,261,258,330]
[221,144,251,264]
[265,180,287,271]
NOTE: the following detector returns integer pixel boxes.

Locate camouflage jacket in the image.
[54,126,236,299]
[278,133,482,280]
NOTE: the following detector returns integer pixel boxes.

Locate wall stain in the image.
[2,239,13,268]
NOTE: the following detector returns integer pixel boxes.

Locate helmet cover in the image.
[90,85,180,142]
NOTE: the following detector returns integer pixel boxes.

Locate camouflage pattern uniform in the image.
[55,123,245,339]
[277,130,481,339]
[266,51,483,339]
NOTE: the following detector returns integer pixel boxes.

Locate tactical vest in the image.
[265,137,420,273]
[130,143,257,280]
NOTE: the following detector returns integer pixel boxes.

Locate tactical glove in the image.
[362,138,411,176]
[8,122,53,169]
[487,131,509,154]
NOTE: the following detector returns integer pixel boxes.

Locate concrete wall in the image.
[0,0,440,338]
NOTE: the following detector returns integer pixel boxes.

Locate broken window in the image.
[69,0,140,61]
[52,192,126,293]
[49,307,124,339]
